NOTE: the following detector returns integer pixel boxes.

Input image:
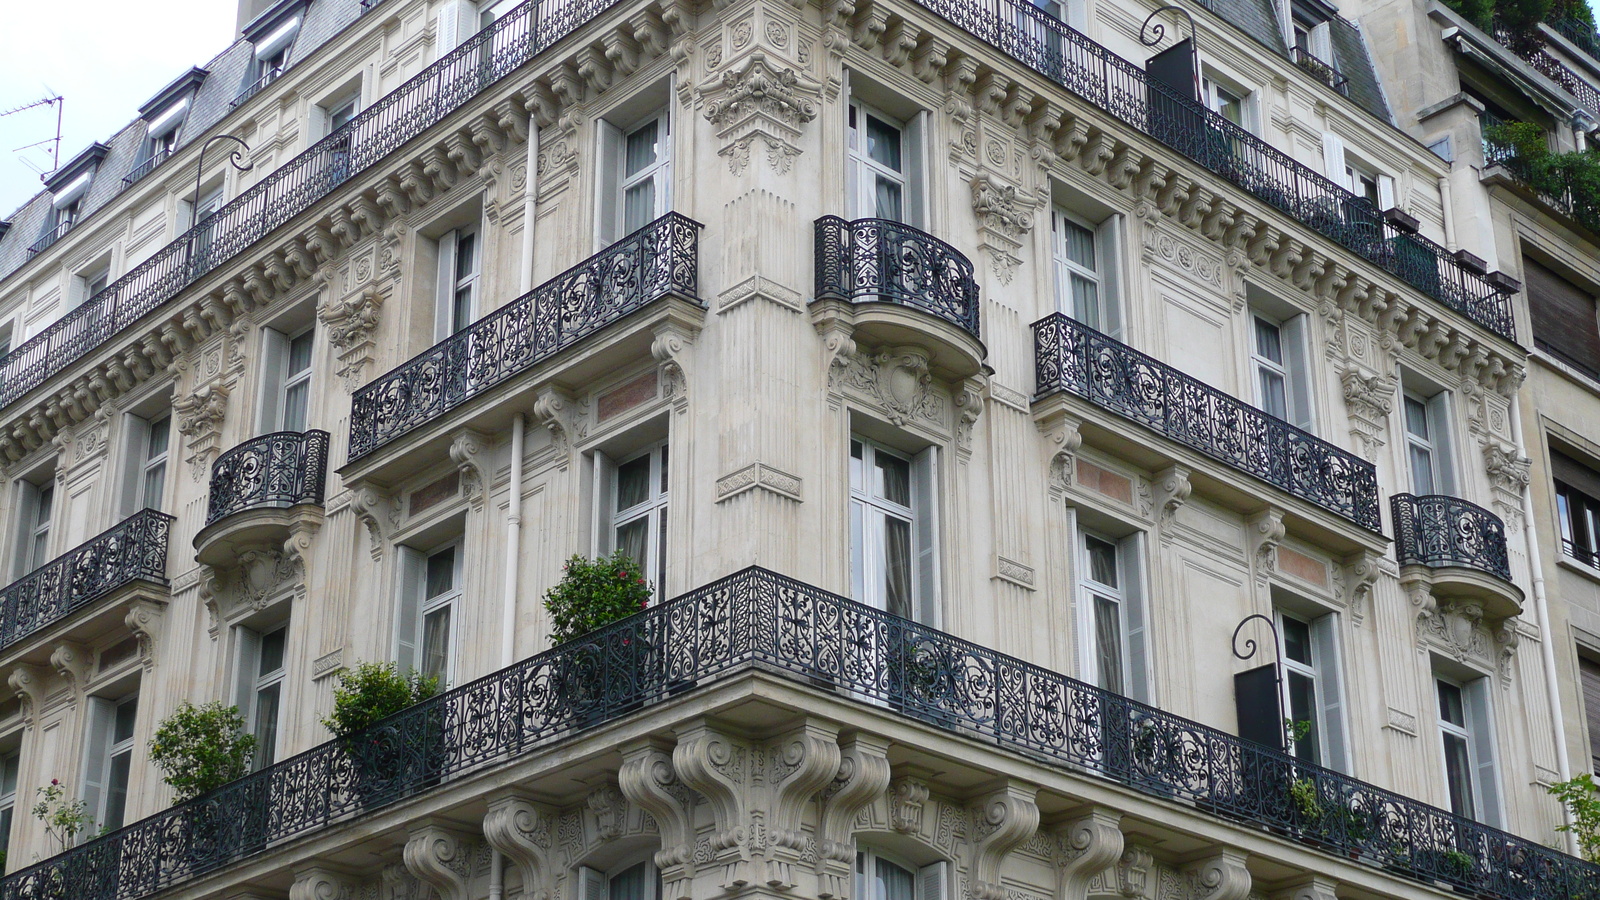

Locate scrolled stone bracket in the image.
[484,792,557,900]
[1054,808,1124,900]
[403,820,479,900]
[816,735,892,898]
[619,739,699,900]
[967,781,1040,900]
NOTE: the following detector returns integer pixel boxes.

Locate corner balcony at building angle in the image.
[5,568,1596,900]
[0,0,1523,434]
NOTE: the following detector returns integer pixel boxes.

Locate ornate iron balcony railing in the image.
[0,509,173,656]
[905,0,1516,340]
[205,430,331,526]
[8,567,1596,900]
[1291,47,1350,95]
[349,213,702,460]
[26,219,74,256]
[1493,19,1600,115]
[1033,313,1382,531]
[1391,493,1513,582]
[229,67,286,109]
[0,0,621,415]
[814,216,982,339]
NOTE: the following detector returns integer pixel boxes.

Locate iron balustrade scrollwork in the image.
[205,430,331,526]
[814,216,982,339]
[0,0,627,415]
[1290,47,1350,95]
[903,0,1515,340]
[1481,121,1600,236]
[348,213,702,460]
[1391,493,1513,582]
[1033,313,1382,531]
[8,567,1597,900]
[0,509,173,657]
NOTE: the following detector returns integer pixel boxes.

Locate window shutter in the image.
[1311,22,1334,61]
[395,547,426,673]
[1427,392,1456,495]
[117,417,146,518]
[1281,314,1315,433]
[1234,664,1284,751]
[10,481,39,579]
[1311,615,1349,772]
[912,446,941,627]
[233,627,261,717]
[916,861,949,900]
[1464,678,1503,827]
[1122,534,1150,703]
[436,1,475,54]
[1377,174,1396,211]
[435,231,459,342]
[1525,259,1600,376]
[1580,656,1600,771]
[1321,133,1347,188]
[79,698,114,828]
[578,867,609,900]
[659,105,674,218]
[594,120,624,249]
[256,329,288,435]
[905,111,930,230]
[1097,215,1124,340]
[592,451,618,555]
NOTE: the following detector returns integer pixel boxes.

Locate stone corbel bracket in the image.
[967,781,1040,900]
[815,735,892,899]
[288,863,361,900]
[317,284,385,391]
[619,739,699,900]
[1184,848,1251,900]
[484,793,557,900]
[403,820,479,900]
[1246,507,1286,584]
[174,380,231,483]
[1039,408,1083,497]
[449,429,493,508]
[700,52,822,176]
[1055,808,1124,900]
[351,484,400,561]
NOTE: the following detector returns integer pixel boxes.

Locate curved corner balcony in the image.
[813,216,984,378]
[1033,313,1382,533]
[194,430,330,567]
[0,509,173,660]
[348,212,702,463]
[1391,493,1522,617]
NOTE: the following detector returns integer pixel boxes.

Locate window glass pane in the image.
[617,455,652,510]
[1064,220,1096,268]
[1443,732,1476,817]
[875,859,915,900]
[1258,370,1287,420]
[1282,617,1313,665]
[113,700,138,743]
[1254,318,1283,363]
[453,285,474,333]
[422,606,452,681]
[1094,594,1124,694]
[883,515,914,620]
[104,752,131,831]
[254,682,280,768]
[455,232,477,278]
[850,440,864,491]
[0,754,17,795]
[875,450,911,506]
[259,628,286,676]
[873,176,902,221]
[36,485,53,523]
[611,864,650,900]
[1071,275,1100,331]
[1438,680,1466,726]
[287,333,314,376]
[1287,670,1319,764]
[146,418,170,460]
[425,547,456,599]
[624,120,660,177]
[1086,537,1118,588]
[282,382,309,434]
[1404,396,1429,439]
[658,445,669,493]
[624,181,656,235]
[865,115,902,171]
[142,464,166,511]
[617,517,650,575]
[0,806,12,858]
[1410,445,1436,496]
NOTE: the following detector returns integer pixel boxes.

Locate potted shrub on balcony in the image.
[148,701,256,855]
[322,662,440,810]
[543,551,657,725]
[1550,773,1600,863]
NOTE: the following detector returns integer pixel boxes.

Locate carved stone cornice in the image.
[888,774,930,835]
[483,794,556,900]
[1153,465,1193,538]
[124,598,164,669]
[1269,875,1339,900]
[701,52,820,175]
[6,665,45,725]
[967,781,1040,900]
[1339,366,1396,461]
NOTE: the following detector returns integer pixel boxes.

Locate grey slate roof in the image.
[0,0,368,289]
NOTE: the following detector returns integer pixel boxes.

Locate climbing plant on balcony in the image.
[148,701,256,802]
[1483,121,1600,232]
[1551,773,1600,863]
[543,551,652,646]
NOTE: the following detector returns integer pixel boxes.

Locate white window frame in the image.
[847,101,910,223]
[1275,609,1348,771]
[1403,388,1455,496]
[1202,76,1252,132]
[323,92,359,135]
[234,624,287,770]
[1434,674,1503,826]
[856,848,949,900]
[1051,208,1121,338]
[596,108,673,248]
[15,478,54,577]
[258,328,314,434]
[620,112,672,236]
[577,859,663,900]
[123,413,170,515]
[1076,529,1148,701]
[0,748,17,864]
[596,443,670,600]
[849,437,939,625]
[1250,311,1314,432]
[436,227,481,340]
[82,694,138,834]
[397,542,464,687]
[148,126,180,165]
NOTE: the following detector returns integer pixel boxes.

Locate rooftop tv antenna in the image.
[1,94,65,179]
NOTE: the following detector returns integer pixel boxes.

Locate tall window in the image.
[16,480,54,576]
[260,329,314,433]
[1403,390,1453,495]
[1078,532,1147,700]
[125,415,170,514]
[578,860,663,900]
[622,115,671,235]
[1276,610,1347,770]
[612,445,669,596]
[1251,313,1313,431]
[1580,654,1600,773]
[856,849,946,900]
[1203,78,1247,129]
[848,103,906,222]
[1525,257,1600,380]
[0,750,17,865]
[1435,675,1500,825]
[437,227,480,338]
[75,265,110,309]
[849,438,938,622]
[399,544,463,687]
[148,127,180,165]
[83,695,138,833]
[1556,476,1600,568]
[236,625,287,769]
[1052,210,1119,337]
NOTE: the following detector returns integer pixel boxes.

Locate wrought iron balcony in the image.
[1033,313,1382,531]
[1549,15,1600,62]
[814,216,981,339]
[1492,19,1600,115]
[1391,493,1513,582]
[9,567,1595,900]
[904,0,1515,340]
[205,430,330,526]
[26,219,74,256]
[1481,120,1600,236]
[229,67,285,109]
[0,0,624,415]
[0,509,173,656]
[121,149,173,187]
[1291,47,1350,96]
[349,213,702,461]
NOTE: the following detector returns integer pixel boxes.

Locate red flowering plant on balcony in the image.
[543,551,653,646]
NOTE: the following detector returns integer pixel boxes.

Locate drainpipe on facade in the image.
[1512,393,1578,851]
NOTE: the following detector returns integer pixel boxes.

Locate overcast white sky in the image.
[0,0,237,219]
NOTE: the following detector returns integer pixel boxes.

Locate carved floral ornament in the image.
[700,53,820,176]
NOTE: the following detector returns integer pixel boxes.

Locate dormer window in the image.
[128,68,205,185]
[30,143,106,254]
[236,0,306,106]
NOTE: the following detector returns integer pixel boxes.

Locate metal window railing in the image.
[6,567,1596,900]
[348,213,703,461]
[1391,493,1513,582]
[121,149,174,188]
[205,430,331,525]
[0,0,626,416]
[0,509,173,657]
[1291,47,1350,96]
[26,220,75,256]
[813,216,982,339]
[1033,313,1382,531]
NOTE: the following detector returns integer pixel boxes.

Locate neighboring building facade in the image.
[0,0,1590,898]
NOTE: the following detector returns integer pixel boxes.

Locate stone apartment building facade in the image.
[0,0,1593,897]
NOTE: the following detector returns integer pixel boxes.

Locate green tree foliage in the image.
[543,551,653,646]
[148,701,256,802]
[1550,773,1600,863]
[321,662,440,738]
